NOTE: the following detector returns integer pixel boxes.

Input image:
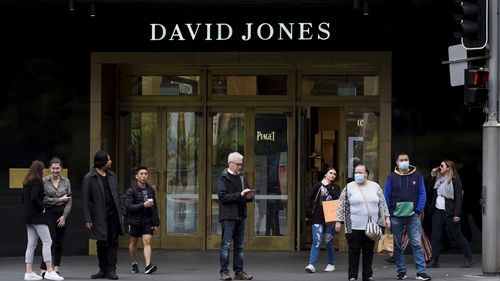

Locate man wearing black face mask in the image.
[384,153,430,281]
[82,150,125,280]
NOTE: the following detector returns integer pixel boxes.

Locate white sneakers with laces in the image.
[304,264,316,273]
[43,271,64,281]
[324,264,336,272]
[24,272,43,281]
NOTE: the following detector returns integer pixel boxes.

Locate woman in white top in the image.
[336,164,390,281]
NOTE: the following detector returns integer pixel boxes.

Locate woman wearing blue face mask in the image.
[336,164,391,281]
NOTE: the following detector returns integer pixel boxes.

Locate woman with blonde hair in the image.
[427,159,473,268]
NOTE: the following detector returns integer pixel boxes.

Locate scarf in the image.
[433,175,454,200]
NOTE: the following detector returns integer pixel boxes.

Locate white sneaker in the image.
[304,264,316,273]
[24,272,43,281]
[44,271,64,281]
[324,264,336,272]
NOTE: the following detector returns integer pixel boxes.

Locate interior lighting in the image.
[90,2,96,17]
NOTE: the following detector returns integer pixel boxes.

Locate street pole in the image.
[482,0,500,275]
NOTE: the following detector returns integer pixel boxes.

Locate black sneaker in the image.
[131,263,139,274]
[416,272,431,281]
[90,271,107,279]
[460,259,475,268]
[145,264,157,274]
[426,259,439,268]
[396,272,407,280]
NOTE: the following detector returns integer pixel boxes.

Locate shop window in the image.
[302,75,379,96]
[212,75,287,96]
[125,75,200,96]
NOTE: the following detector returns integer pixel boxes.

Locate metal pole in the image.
[483,0,500,274]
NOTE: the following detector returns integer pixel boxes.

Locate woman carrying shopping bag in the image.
[304,167,341,273]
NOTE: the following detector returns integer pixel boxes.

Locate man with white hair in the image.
[217,152,254,280]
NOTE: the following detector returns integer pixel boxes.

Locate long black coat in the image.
[82,168,125,240]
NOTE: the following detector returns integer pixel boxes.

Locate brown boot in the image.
[220,271,232,280]
[235,271,253,280]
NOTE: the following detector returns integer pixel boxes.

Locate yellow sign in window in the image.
[9,168,69,189]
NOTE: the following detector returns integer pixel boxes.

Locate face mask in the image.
[354,173,365,183]
[399,161,410,170]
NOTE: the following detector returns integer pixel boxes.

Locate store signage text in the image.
[256,131,276,141]
[150,22,331,41]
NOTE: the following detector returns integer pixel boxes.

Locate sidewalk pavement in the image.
[1,249,497,281]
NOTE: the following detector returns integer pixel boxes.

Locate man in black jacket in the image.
[82,150,125,280]
[217,152,254,280]
[124,166,159,275]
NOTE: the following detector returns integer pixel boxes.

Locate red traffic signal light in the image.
[464,69,488,105]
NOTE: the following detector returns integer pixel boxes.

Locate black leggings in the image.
[41,205,66,269]
[347,230,375,281]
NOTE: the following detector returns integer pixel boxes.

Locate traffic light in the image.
[464,68,488,105]
[452,0,488,50]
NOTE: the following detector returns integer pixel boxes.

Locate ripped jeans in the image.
[308,223,335,266]
[220,219,246,273]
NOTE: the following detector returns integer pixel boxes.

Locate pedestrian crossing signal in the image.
[464,69,488,105]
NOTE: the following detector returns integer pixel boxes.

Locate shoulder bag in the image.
[358,186,383,241]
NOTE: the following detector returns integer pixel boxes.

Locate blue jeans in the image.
[220,219,246,273]
[308,223,335,266]
[391,215,426,274]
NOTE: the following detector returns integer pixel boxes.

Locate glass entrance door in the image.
[121,108,293,250]
[121,109,204,249]
[207,109,294,250]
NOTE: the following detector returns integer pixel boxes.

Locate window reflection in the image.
[211,113,245,234]
[126,75,200,96]
[166,112,199,234]
[124,112,158,191]
[254,113,288,236]
[212,75,287,96]
[302,75,379,96]
[346,112,379,182]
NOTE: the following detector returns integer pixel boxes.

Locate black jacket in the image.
[124,182,160,227]
[82,168,125,240]
[22,178,48,225]
[216,169,253,221]
[304,181,341,224]
[428,176,463,217]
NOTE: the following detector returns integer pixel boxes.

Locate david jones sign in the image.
[150,22,331,41]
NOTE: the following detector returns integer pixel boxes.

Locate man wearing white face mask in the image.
[384,153,430,281]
